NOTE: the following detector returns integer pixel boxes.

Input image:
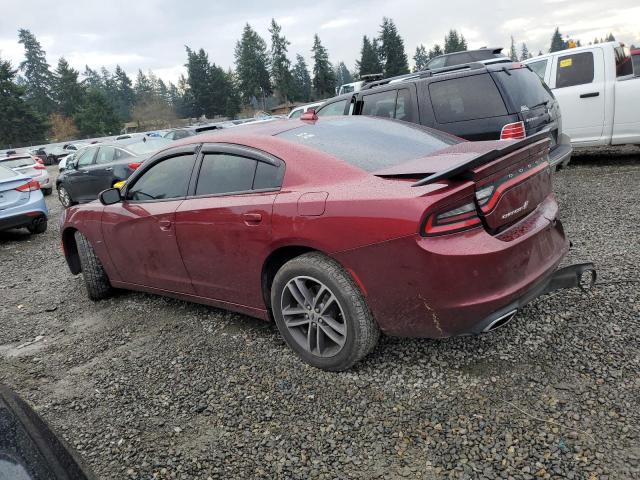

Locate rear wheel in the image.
[271,252,379,371]
[75,231,113,300]
[42,187,52,196]
[27,219,47,234]
[58,186,75,208]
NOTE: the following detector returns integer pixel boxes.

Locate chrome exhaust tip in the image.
[483,309,518,333]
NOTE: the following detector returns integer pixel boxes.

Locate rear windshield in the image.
[429,74,508,123]
[276,116,458,172]
[493,67,554,112]
[0,165,18,180]
[127,138,172,155]
[0,156,35,168]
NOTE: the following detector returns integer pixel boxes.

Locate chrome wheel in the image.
[280,276,347,358]
[58,187,71,207]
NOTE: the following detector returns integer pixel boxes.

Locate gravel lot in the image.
[1,148,638,479]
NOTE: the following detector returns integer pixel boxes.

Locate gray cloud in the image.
[1,0,638,83]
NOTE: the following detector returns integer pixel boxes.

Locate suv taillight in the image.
[16,180,41,192]
[423,198,482,236]
[500,121,526,140]
[33,164,46,170]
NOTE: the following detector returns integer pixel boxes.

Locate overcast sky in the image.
[1,0,639,84]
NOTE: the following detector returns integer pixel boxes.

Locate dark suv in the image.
[316,62,572,168]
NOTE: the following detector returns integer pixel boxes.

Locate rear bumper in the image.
[549,132,572,168]
[0,193,48,232]
[469,262,596,334]
[0,211,47,231]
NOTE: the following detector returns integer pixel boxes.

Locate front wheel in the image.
[75,231,113,300]
[58,186,75,208]
[271,252,379,371]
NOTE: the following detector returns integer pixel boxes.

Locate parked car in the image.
[426,47,508,69]
[58,151,74,171]
[163,124,224,140]
[316,61,572,168]
[40,145,71,165]
[56,137,171,207]
[63,142,89,152]
[0,164,48,234]
[0,154,52,195]
[523,42,639,147]
[288,102,324,119]
[60,116,594,371]
[0,384,95,479]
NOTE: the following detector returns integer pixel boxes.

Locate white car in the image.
[288,102,324,119]
[0,154,52,195]
[523,42,640,147]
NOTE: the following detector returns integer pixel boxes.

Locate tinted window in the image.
[361,90,397,118]
[527,60,548,79]
[427,56,446,69]
[76,148,96,167]
[114,148,132,160]
[494,67,554,111]
[276,116,458,172]
[395,89,412,121]
[429,74,507,123]
[555,52,594,88]
[316,100,347,116]
[289,109,303,119]
[615,46,633,77]
[95,146,116,164]
[446,52,474,66]
[196,154,257,195]
[633,54,640,75]
[127,154,195,201]
[254,161,284,190]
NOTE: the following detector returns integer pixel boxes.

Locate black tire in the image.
[27,219,47,234]
[58,185,76,208]
[271,252,379,371]
[42,187,52,196]
[74,231,113,300]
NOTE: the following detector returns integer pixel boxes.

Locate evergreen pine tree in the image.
[311,34,335,98]
[509,36,518,61]
[17,29,55,116]
[269,19,293,103]
[74,88,121,137]
[550,27,566,52]
[234,23,271,108]
[334,62,353,88]
[113,66,135,121]
[413,44,429,72]
[0,57,47,147]
[520,43,530,61]
[290,54,312,102]
[429,44,444,59]
[356,35,383,77]
[53,58,83,117]
[378,17,410,76]
[605,33,615,42]
[444,30,467,53]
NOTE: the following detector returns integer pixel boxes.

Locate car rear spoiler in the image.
[411,131,550,187]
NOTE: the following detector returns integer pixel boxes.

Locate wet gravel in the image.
[1,147,639,479]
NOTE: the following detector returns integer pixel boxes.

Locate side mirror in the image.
[99,188,122,205]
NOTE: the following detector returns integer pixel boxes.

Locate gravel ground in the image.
[1,147,639,479]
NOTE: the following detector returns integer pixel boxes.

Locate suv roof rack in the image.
[361,62,488,90]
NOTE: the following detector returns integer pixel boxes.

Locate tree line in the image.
[0,22,627,149]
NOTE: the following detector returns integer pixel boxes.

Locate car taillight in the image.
[15,180,41,192]
[128,162,142,170]
[33,164,46,170]
[423,199,482,236]
[35,158,44,165]
[500,121,526,140]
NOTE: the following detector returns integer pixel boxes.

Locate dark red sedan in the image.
[60,116,594,370]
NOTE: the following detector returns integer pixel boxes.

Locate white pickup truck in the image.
[523,42,640,147]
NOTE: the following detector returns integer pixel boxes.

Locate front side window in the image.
[316,100,347,116]
[555,52,594,88]
[127,154,195,201]
[527,60,548,80]
[429,74,507,123]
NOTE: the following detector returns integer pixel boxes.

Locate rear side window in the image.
[614,46,633,77]
[289,109,303,119]
[527,60,548,80]
[276,116,458,172]
[446,51,474,66]
[429,74,507,123]
[95,146,116,164]
[555,52,594,88]
[316,100,347,116]
[196,154,256,195]
[494,67,554,112]
[127,154,195,201]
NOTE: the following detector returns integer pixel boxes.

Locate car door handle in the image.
[580,92,600,98]
[159,219,172,231]
[104,167,113,171]
[243,213,262,224]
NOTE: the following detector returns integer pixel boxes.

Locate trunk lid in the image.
[0,175,31,211]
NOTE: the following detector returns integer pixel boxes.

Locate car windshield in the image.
[126,138,172,155]
[276,116,459,172]
[0,156,35,168]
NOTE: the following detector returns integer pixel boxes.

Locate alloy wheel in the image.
[280,276,347,358]
[58,187,71,208]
